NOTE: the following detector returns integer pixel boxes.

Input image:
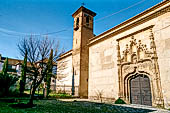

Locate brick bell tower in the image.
[72,6,96,98]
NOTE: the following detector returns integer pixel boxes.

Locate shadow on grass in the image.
[0,98,157,112]
[0,98,35,109]
[0,98,17,103]
[9,103,36,109]
[67,101,156,113]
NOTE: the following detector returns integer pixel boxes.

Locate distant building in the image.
[0,54,22,76]
[0,54,58,91]
[35,58,58,91]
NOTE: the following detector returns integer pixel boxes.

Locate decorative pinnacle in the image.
[117,41,120,50]
[149,28,154,40]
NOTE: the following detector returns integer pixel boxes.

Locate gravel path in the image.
[59,99,170,113]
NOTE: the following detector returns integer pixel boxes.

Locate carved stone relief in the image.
[117,28,164,107]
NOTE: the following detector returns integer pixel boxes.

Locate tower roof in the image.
[72,6,96,18]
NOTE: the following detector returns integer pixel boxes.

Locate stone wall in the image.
[89,38,119,100]
[57,55,77,95]
[89,5,170,108]
[153,12,170,108]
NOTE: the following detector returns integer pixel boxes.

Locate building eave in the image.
[89,0,170,46]
[72,6,96,17]
[57,50,72,61]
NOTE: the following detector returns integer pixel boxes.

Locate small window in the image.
[74,17,79,30]
[76,17,79,27]
[86,16,89,26]
[52,66,57,75]
[84,14,88,17]
[12,65,16,69]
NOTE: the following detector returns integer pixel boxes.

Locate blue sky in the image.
[0,0,162,59]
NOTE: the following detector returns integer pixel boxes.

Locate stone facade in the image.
[57,1,170,108]
[56,50,78,95]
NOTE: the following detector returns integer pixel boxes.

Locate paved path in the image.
[117,104,170,113]
[59,99,170,113]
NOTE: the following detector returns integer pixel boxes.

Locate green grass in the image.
[0,99,157,113]
[0,99,114,113]
[54,93,72,98]
[24,90,72,98]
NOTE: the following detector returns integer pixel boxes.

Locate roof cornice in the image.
[72,6,96,17]
[57,50,72,61]
[89,0,170,46]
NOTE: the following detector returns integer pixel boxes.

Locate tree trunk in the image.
[47,77,51,97]
[28,86,36,105]
[43,82,47,98]
[19,80,24,96]
[30,84,32,95]
[28,78,37,106]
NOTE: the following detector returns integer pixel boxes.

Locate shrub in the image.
[0,58,18,97]
[114,98,126,104]
[8,89,20,97]
[0,73,18,96]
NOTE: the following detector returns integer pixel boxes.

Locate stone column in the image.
[117,41,123,98]
[150,29,164,107]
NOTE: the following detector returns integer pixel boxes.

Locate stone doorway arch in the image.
[116,29,164,107]
[129,73,152,106]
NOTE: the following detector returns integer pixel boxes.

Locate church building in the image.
[57,0,170,108]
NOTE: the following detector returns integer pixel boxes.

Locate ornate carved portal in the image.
[117,29,164,107]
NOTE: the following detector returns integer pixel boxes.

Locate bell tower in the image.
[72,6,96,98]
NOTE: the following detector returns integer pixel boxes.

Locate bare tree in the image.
[18,36,63,105]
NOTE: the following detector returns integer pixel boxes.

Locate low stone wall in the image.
[50,85,79,96]
[89,96,116,103]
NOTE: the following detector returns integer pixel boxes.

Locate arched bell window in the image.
[74,17,79,30]
[86,16,89,26]
[76,17,79,27]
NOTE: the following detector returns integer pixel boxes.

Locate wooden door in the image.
[130,74,152,106]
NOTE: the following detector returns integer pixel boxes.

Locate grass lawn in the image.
[24,90,72,99]
[0,99,113,113]
[0,99,157,113]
